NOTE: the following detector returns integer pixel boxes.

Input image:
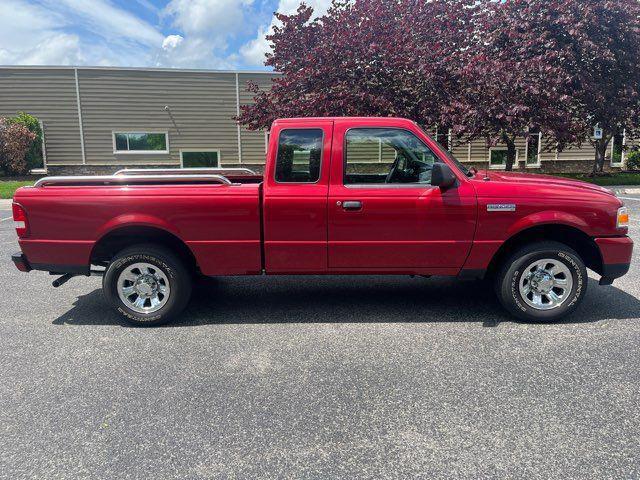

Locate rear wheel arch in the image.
[486,223,602,280]
[90,225,198,274]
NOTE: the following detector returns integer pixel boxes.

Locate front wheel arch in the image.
[485,223,602,280]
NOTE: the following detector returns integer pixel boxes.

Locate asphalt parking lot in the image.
[1,193,639,480]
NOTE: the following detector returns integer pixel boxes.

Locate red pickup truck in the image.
[11,117,632,325]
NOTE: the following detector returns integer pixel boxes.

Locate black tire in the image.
[103,244,192,327]
[495,241,587,322]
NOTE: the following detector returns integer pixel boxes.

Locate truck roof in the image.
[273,116,416,124]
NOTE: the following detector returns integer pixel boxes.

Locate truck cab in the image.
[262,117,476,275]
[11,117,633,326]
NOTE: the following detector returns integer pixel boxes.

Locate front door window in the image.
[344,128,438,185]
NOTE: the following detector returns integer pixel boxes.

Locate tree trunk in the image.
[505,137,517,171]
[591,137,611,175]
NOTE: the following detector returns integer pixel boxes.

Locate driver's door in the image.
[327,121,476,272]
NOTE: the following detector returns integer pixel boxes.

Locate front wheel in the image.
[103,244,192,326]
[496,241,587,322]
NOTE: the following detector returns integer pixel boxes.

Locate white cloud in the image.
[240,25,271,67]
[165,0,254,35]
[0,0,165,67]
[158,0,256,68]
[41,0,164,46]
[0,0,82,65]
[155,36,237,70]
[19,34,84,65]
[240,0,332,66]
[134,0,161,14]
[0,0,65,47]
[0,33,84,65]
[162,34,184,51]
[0,0,316,69]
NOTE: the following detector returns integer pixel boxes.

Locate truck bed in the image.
[14,176,264,276]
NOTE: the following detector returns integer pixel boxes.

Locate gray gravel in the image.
[0,195,639,480]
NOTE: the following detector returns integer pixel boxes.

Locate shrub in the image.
[0,118,36,176]
[7,112,43,171]
[626,149,640,170]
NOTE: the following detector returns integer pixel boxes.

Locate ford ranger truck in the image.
[11,117,633,326]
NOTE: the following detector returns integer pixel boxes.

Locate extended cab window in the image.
[345,128,438,185]
[275,129,323,183]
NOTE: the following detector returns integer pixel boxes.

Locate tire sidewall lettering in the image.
[113,254,176,281]
[510,269,527,312]
[558,252,583,308]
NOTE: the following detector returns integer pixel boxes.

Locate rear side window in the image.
[275,129,323,183]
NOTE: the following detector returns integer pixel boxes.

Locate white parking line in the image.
[0,216,12,222]
[618,196,640,201]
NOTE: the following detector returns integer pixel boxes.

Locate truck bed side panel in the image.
[14,184,262,275]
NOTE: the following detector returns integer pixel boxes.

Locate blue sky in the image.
[0,0,332,70]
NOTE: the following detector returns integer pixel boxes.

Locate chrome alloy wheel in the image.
[117,262,171,314]
[518,258,573,311]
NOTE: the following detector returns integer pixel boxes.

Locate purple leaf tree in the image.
[237,0,478,131]
[238,0,640,175]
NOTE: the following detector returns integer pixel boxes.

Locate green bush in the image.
[0,118,36,176]
[7,112,43,171]
[627,150,640,170]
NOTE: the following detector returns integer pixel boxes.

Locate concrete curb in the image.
[0,199,14,208]
[609,187,640,195]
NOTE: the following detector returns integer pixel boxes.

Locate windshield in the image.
[415,125,472,177]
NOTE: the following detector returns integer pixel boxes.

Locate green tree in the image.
[626,149,640,170]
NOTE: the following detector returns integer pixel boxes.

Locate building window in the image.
[489,148,511,169]
[113,132,168,153]
[611,131,625,166]
[435,126,451,151]
[525,132,541,167]
[180,150,220,168]
[275,129,323,183]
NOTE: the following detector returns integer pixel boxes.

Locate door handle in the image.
[341,200,362,211]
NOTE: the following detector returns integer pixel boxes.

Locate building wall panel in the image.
[78,69,244,166]
[238,73,277,165]
[0,68,82,165]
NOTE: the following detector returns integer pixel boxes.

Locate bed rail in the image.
[33,174,233,188]
[113,167,257,176]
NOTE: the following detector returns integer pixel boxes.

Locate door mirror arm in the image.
[430,163,457,189]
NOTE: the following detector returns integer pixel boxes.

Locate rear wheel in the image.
[495,241,587,322]
[103,244,192,326]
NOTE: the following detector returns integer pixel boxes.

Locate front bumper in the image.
[599,263,631,285]
[595,236,633,285]
[12,252,31,272]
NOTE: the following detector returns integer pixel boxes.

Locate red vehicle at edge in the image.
[11,117,633,326]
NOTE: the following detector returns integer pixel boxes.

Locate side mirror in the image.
[430,163,456,189]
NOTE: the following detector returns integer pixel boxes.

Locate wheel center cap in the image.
[538,278,553,292]
[135,275,157,297]
[531,272,553,293]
